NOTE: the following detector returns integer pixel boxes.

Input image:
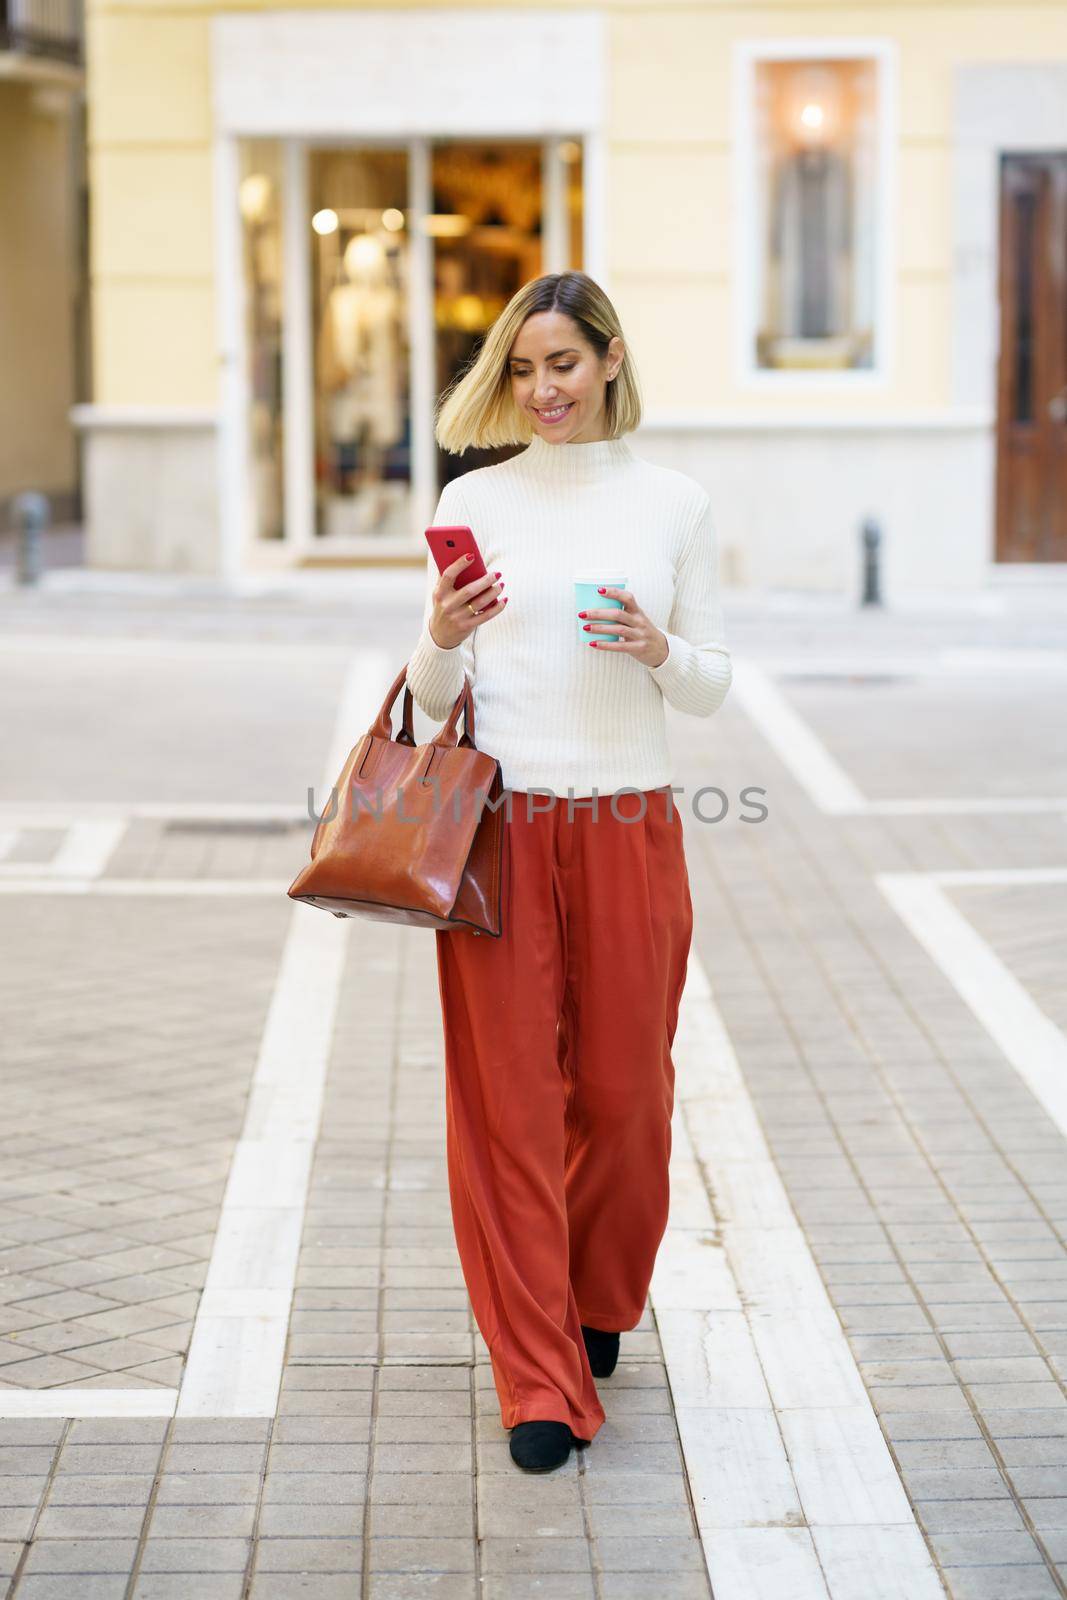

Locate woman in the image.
[405,271,732,1472]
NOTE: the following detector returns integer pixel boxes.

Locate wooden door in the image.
[995,154,1067,563]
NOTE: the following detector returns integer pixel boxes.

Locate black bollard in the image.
[861,517,882,607]
[12,492,50,587]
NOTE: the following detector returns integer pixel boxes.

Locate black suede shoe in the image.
[509,1421,574,1472]
[581,1324,621,1378]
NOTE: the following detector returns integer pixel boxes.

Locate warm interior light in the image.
[454,294,485,331]
[312,208,339,235]
[784,65,845,147]
[381,208,405,232]
[421,214,473,238]
[239,174,272,223]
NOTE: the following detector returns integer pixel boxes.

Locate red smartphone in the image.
[425,523,496,615]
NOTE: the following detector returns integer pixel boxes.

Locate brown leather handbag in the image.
[287,663,505,936]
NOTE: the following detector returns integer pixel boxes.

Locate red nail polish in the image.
[589,641,597,647]
[583,624,590,630]
[597,587,605,594]
[494,571,501,577]
[577,611,586,619]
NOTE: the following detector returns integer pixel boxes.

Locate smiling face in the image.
[507,310,624,444]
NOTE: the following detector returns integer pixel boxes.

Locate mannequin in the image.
[316,234,406,532]
[318,239,404,453]
[769,143,852,339]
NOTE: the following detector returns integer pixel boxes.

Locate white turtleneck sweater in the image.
[405,432,732,797]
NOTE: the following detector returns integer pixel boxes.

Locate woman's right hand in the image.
[427,555,508,650]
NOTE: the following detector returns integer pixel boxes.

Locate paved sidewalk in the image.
[1,913,706,1599]
[0,574,1065,1598]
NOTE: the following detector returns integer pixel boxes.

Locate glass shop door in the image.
[235,136,583,567]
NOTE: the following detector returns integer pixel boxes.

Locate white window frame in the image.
[732,36,898,392]
[216,133,596,576]
[210,8,606,576]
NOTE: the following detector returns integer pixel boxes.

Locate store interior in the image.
[238,138,584,558]
[755,57,876,370]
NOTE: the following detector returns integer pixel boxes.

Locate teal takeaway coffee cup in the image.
[574,572,627,643]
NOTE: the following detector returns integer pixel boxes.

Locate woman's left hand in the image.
[578,586,669,668]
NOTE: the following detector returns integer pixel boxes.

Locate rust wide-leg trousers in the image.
[434,785,694,1440]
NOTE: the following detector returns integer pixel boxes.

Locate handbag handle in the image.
[371,666,477,750]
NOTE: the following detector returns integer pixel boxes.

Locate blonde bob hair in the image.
[434,271,642,454]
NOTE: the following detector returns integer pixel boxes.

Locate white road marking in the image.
[177,649,384,1417]
[731,658,1067,816]
[0,649,387,1419]
[730,659,869,815]
[175,905,348,1416]
[653,951,943,1600]
[0,803,309,825]
[878,868,1067,1140]
[50,817,129,877]
[863,798,1067,814]
[0,1391,177,1418]
[0,634,350,661]
[750,650,1067,677]
[0,879,290,896]
[0,818,129,879]
[918,866,1067,887]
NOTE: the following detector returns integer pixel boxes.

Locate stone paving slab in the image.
[0,873,712,1596]
[775,671,1067,799]
[945,884,1067,1033]
[0,581,1065,1597]
[0,895,291,1391]
[672,689,1067,1598]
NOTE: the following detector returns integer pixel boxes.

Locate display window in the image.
[236,137,583,560]
[747,54,882,372]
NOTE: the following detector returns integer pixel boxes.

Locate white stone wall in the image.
[635,420,992,597]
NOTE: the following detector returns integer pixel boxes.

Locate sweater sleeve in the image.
[644,491,732,717]
[404,477,477,724]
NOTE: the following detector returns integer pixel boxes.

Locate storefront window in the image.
[430,139,583,488]
[309,148,411,540]
[751,56,879,371]
[234,137,584,558]
[239,140,284,539]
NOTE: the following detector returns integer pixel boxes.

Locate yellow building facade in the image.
[77,1,1067,593]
